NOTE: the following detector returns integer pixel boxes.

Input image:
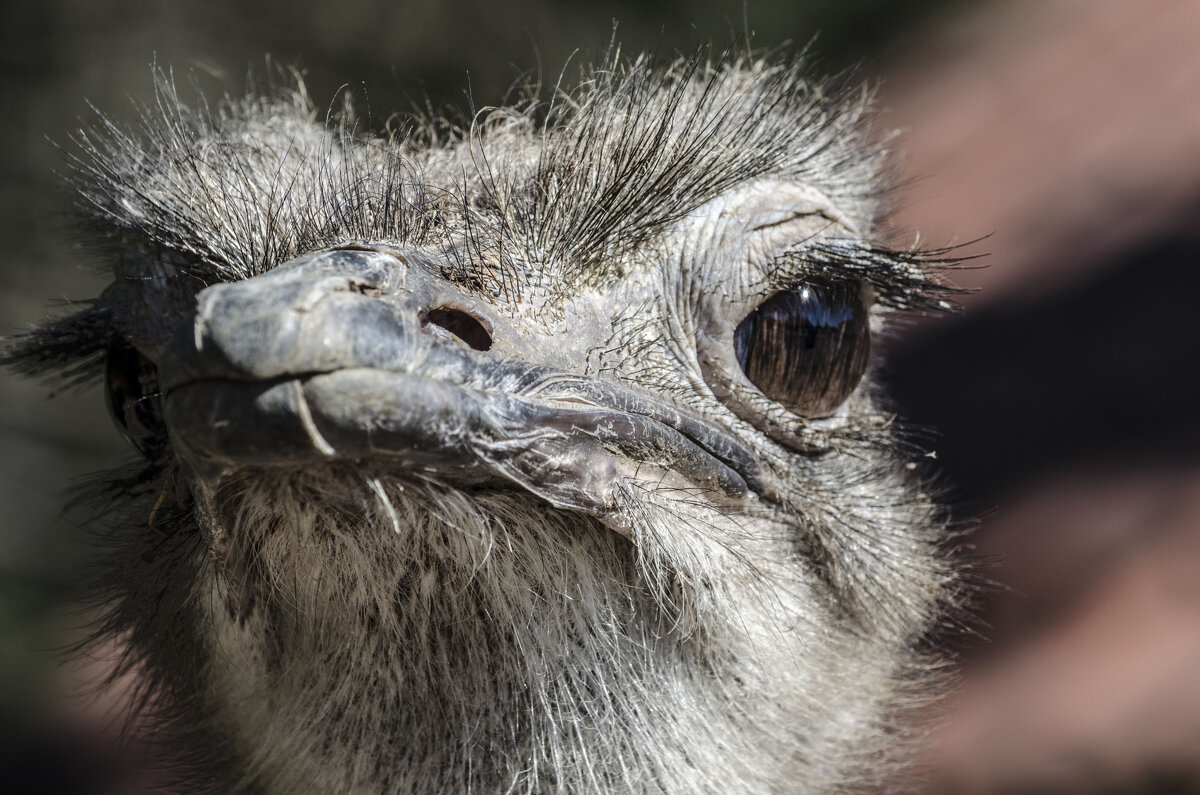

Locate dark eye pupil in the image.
[734,280,870,417]
[104,340,167,458]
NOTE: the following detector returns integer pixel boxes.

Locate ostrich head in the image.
[8,51,957,793]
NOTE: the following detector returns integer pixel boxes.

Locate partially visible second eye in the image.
[105,339,167,459]
[733,280,871,418]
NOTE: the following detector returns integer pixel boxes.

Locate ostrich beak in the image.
[158,247,772,517]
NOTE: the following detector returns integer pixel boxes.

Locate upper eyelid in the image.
[747,208,842,234]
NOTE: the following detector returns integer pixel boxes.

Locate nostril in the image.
[420,307,493,352]
[349,281,383,298]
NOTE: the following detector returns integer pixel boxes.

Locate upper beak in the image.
[159,247,774,519]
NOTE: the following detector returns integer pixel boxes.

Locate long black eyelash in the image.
[767,239,974,313]
[2,303,117,385]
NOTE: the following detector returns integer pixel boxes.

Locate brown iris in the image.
[733,280,870,418]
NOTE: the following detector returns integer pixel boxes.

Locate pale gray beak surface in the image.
[160,247,769,516]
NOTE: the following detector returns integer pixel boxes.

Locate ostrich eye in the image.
[733,280,871,417]
[104,339,167,458]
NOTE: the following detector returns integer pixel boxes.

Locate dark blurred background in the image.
[2,0,1198,792]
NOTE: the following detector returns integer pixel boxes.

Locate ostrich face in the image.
[159,182,863,518]
[10,55,955,793]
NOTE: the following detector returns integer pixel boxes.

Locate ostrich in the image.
[7,50,958,793]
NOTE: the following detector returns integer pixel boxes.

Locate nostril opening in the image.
[420,307,493,351]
